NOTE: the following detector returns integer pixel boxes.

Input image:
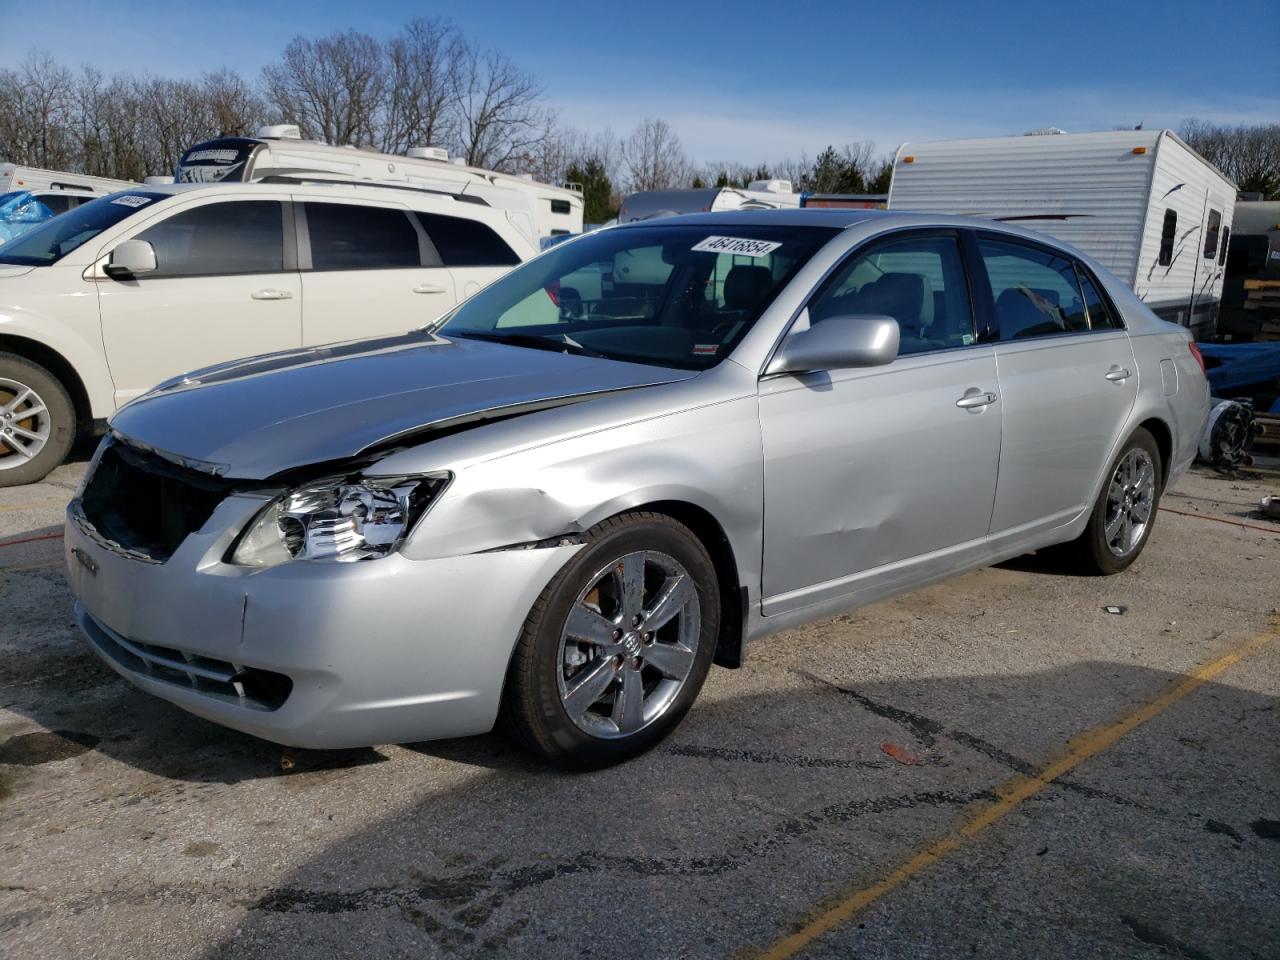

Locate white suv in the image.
[0,180,538,485]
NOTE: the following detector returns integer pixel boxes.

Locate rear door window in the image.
[1075,266,1122,330]
[978,238,1090,340]
[304,202,422,270]
[416,212,521,267]
[135,201,285,277]
[38,194,74,215]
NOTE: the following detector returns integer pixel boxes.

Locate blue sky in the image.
[6,0,1277,164]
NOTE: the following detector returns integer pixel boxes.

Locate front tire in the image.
[501,511,720,769]
[1068,428,1163,575]
[0,352,76,488]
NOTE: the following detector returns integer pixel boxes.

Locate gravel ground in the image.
[2,453,1278,960]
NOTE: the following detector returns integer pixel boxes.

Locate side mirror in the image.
[766,314,900,375]
[104,239,157,279]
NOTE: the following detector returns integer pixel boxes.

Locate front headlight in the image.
[229,473,451,567]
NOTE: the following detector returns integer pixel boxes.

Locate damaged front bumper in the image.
[65,494,579,749]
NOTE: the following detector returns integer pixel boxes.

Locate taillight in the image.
[544,280,560,307]
[1188,341,1208,379]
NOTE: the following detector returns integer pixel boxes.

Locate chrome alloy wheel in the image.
[1104,447,1156,558]
[556,550,701,739]
[0,378,51,470]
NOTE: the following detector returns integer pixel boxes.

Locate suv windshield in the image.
[436,223,836,370]
[0,191,166,266]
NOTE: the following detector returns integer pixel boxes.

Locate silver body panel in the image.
[67,210,1211,749]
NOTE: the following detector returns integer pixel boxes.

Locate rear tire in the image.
[501,511,720,769]
[1066,428,1162,575]
[0,352,76,488]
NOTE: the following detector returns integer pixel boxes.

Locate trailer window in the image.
[550,199,572,215]
[1203,209,1222,259]
[1158,210,1177,267]
[1217,226,1230,267]
[416,212,521,267]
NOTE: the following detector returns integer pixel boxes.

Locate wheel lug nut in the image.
[613,628,622,640]
[631,657,642,670]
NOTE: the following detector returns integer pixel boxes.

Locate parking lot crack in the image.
[795,670,1166,815]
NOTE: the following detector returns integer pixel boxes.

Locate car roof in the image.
[613,208,888,230]
[609,207,1100,259]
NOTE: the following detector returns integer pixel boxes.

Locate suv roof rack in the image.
[253,172,490,206]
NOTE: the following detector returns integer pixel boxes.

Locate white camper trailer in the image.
[617,180,801,222]
[175,127,583,244]
[887,129,1237,337]
[0,164,131,196]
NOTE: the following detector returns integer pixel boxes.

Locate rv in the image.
[0,164,131,197]
[617,181,800,223]
[175,127,583,244]
[887,130,1237,338]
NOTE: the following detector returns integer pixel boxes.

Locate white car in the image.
[0,180,538,485]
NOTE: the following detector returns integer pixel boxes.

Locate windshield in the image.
[436,223,836,370]
[0,191,166,266]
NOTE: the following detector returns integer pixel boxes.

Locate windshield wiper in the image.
[450,330,608,359]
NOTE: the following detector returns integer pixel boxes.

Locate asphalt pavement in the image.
[2,453,1277,960]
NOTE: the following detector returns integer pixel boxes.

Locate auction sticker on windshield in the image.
[110,195,152,208]
[691,236,782,258]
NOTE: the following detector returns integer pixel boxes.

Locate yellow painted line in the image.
[0,499,67,513]
[753,617,1279,960]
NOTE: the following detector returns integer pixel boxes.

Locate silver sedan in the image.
[65,211,1211,768]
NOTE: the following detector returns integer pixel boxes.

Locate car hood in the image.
[109,332,696,480]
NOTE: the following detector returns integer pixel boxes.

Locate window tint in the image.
[1158,209,1177,267]
[1218,226,1230,267]
[136,201,284,277]
[442,223,833,369]
[1203,209,1222,259]
[416,212,520,267]
[550,199,572,215]
[305,202,420,270]
[978,238,1089,340]
[809,234,974,355]
[1075,267,1121,330]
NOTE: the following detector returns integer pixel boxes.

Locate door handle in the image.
[1105,366,1132,382]
[955,390,998,409]
[413,283,448,294]
[251,289,293,300]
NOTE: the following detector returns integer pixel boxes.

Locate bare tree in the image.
[381,17,459,154]
[262,31,387,145]
[1181,118,1280,198]
[0,53,76,169]
[450,41,550,170]
[203,69,264,138]
[621,118,689,191]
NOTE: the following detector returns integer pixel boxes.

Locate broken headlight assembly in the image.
[229,473,451,567]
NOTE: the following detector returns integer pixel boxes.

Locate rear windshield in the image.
[0,191,166,266]
[437,223,837,370]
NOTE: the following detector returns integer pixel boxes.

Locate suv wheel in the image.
[0,352,76,487]
[502,512,720,769]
